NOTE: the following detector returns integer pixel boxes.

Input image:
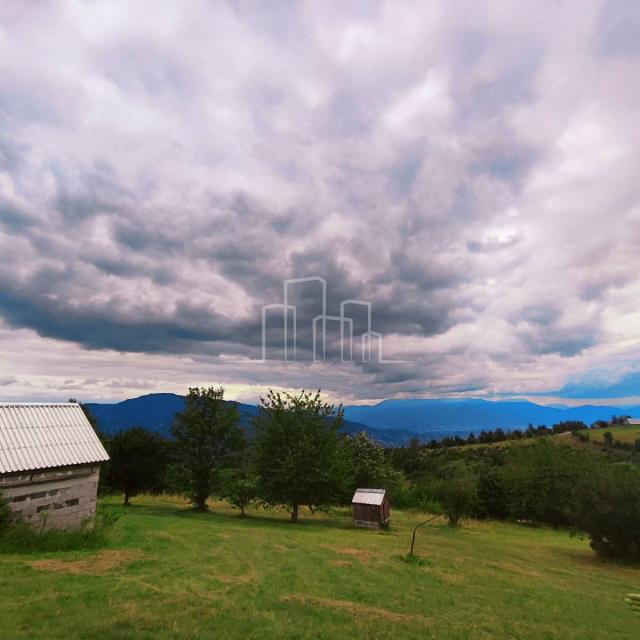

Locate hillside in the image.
[1,495,637,639]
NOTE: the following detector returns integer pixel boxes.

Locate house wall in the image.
[0,465,101,530]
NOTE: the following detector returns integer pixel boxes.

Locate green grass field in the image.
[1,495,639,640]
[591,425,640,444]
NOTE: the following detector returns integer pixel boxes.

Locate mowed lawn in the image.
[1,496,639,640]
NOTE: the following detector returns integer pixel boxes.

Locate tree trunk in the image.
[291,503,299,523]
[239,505,246,518]
[124,490,130,507]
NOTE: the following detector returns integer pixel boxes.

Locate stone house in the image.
[0,403,109,529]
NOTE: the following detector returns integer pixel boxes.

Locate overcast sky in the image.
[1,0,640,405]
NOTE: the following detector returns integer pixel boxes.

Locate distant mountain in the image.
[344,398,635,439]
[86,393,404,444]
[86,393,639,447]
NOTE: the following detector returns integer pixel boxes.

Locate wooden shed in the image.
[0,403,109,530]
[352,488,391,529]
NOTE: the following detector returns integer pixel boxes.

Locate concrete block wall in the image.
[0,465,101,530]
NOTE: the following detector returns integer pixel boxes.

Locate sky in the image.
[1,0,640,406]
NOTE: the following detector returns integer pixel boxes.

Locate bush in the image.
[0,505,121,554]
[0,490,12,533]
[570,462,640,561]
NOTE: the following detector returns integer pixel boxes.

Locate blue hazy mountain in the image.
[85,393,405,443]
[86,393,639,446]
[343,398,638,437]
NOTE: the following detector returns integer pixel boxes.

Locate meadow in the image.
[591,424,640,444]
[0,495,638,640]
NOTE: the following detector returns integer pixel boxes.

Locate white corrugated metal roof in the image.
[352,488,386,506]
[0,403,109,474]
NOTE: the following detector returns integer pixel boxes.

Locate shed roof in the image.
[352,488,386,506]
[0,403,109,474]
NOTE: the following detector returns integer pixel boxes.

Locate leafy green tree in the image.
[476,466,509,519]
[501,440,594,526]
[253,389,345,522]
[219,468,260,517]
[569,462,640,561]
[172,387,243,512]
[344,432,397,494]
[107,427,167,506]
[428,461,479,527]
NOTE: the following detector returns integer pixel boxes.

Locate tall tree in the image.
[253,389,345,522]
[172,387,243,512]
[107,427,167,506]
[344,431,396,492]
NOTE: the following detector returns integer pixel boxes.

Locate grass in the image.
[1,495,639,639]
[591,424,640,444]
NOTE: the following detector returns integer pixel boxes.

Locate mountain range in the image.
[85,394,640,446]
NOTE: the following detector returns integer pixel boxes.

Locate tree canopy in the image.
[253,389,345,522]
[172,387,243,511]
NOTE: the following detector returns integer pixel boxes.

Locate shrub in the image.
[0,490,12,533]
[0,505,121,554]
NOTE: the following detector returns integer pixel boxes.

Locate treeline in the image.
[389,439,640,561]
[423,420,589,449]
[98,387,394,523]
[89,387,640,562]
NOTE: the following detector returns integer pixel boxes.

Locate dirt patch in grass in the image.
[332,559,354,568]
[322,545,374,562]
[281,594,431,625]
[30,550,143,575]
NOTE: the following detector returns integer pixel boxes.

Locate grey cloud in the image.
[0,0,639,402]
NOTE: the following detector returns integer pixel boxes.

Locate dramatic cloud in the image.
[1,1,639,404]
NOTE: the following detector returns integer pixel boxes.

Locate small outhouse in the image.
[352,488,391,529]
[0,403,109,530]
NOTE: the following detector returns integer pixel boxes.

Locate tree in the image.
[107,428,167,506]
[501,440,593,526]
[253,389,345,522]
[172,387,243,512]
[428,461,478,527]
[219,468,260,517]
[344,432,396,495]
